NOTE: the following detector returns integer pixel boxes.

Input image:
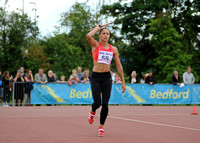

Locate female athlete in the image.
[86,24,126,137]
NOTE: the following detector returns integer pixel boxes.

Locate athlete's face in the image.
[99,29,110,42]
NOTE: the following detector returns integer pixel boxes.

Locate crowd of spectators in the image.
[0,66,200,106]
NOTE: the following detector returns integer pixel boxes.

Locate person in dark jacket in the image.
[171,71,181,85]
[47,70,55,83]
[145,70,156,85]
[198,76,200,84]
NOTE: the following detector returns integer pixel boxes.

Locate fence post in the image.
[12,82,15,106]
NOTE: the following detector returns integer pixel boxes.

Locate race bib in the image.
[97,51,113,64]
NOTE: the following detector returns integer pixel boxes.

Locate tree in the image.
[0,6,39,73]
[23,44,52,74]
[149,16,192,82]
[101,0,200,82]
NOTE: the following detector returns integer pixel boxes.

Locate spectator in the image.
[171,71,181,85]
[0,71,3,105]
[13,70,24,106]
[53,73,58,82]
[2,71,13,106]
[81,70,90,83]
[20,67,25,77]
[24,70,34,106]
[114,74,122,84]
[57,75,67,83]
[145,70,156,85]
[131,71,137,84]
[68,69,79,86]
[47,70,55,82]
[183,67,195,85]
[35,68,47,84]
[77,67,83,83]
[140,74,147,84]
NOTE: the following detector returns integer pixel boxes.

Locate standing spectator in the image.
[53,73,58,82]
[171,71,181,85]
[145,70,156,85]
[81,70,90,83]
[77,67,83,83]
[13,70,25,106]
[47,70,55,82]
[131,71,137,84]
[57,75,67,83]
[35,68,47,84]
[68,69,79,86]
[0,71,3,105]
[183,67,195,85]
[2,71,13,106]
[140,74,147,84]
[34,68,47,106]
[20,67,25,78]
[24,70,34,106]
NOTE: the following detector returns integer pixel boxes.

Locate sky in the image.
[0,0,117,36]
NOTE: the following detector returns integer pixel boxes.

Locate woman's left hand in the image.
[121,82,126,93]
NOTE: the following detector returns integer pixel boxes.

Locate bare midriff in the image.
[92,62,110,73]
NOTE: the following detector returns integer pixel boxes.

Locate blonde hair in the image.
[131,71,137,78]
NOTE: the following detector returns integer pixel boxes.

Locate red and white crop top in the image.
[92,42,114,65]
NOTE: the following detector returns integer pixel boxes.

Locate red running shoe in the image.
[98,127,104,137]
[88,110,95,124]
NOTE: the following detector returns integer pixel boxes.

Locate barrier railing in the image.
[1,82,200,106]
[31,83,200,105]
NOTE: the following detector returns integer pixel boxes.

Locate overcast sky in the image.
[0,0,117,36]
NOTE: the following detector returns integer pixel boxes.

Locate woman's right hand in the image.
[96,24,103,31]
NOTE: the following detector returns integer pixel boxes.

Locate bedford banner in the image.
[31,83,200,104]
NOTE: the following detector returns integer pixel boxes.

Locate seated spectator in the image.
[131,71,137,84]
[77,67,83,83]
[183,67,195,85]
[81,70,90,83]
[145,70,156,85]
[57,75,67,83]
[24,70,34,106]
[2,71,13,106]
[53,73,58,82]
[35,68,47,84]
[114,74,122,84]
[13,70,25,106]
[140,74,147,84]
[47,70,55,82]
[68,69,79,86]
[171,71,181,85]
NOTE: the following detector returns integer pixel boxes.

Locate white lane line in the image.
[112,114,190,116]
[108,116,200,132]
[0,115,87,118]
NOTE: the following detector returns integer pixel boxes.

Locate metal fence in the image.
[12,82,32,106]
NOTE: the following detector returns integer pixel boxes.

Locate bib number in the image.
[97,51,113,65]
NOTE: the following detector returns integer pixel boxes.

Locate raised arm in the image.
[86,24,102,50]
[113,46,126,93]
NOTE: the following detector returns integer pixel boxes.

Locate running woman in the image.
[86,24,126,136]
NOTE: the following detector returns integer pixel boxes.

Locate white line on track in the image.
[111,114,190,116]
[108,115,200,132]
[0,115,87,118]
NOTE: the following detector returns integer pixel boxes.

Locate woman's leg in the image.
[90,77,102,112]
[100,77,112,126]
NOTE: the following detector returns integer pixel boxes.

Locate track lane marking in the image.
[108,115,200,132]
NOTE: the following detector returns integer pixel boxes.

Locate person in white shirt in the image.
[131,71,137,84]
[183,67,195,85]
